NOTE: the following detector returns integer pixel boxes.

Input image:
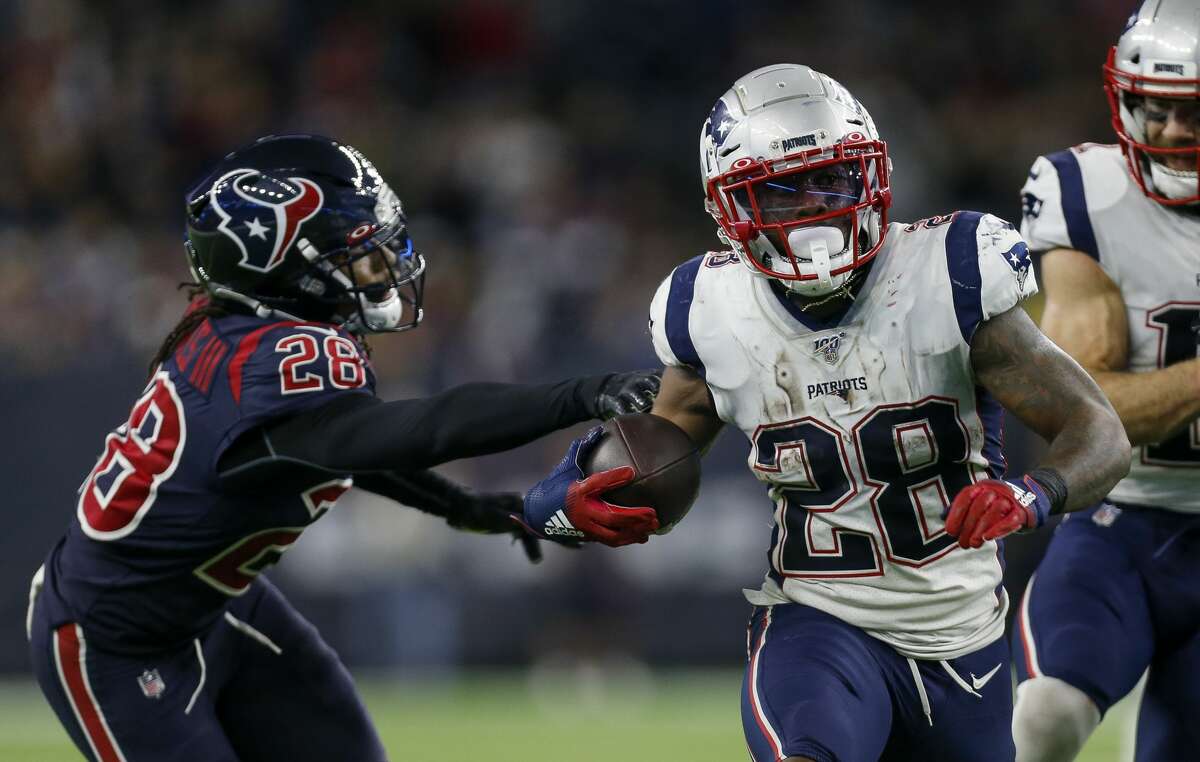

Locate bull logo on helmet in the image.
[209,168,324,272]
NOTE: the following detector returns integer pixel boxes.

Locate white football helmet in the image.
[700,64,892,297]
[1104,0,1200,205]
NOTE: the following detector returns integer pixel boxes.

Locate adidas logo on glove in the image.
[1005,481,1039,508]
[544,510,585,538]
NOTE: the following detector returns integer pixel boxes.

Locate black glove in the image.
[353,471,543,563]
[594,368,662,420]
[448,491,544,564]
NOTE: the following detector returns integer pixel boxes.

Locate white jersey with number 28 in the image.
[649,211,1038,659]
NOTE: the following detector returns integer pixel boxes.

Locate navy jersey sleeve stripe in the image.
[975,386,1007,478]
[1045,150,1099,261]
[945,211,985,343]
[665,255,706,377]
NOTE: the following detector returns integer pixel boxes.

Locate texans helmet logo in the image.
[209,168,324,273]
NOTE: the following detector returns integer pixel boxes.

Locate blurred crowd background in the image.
[1,0,1133,677]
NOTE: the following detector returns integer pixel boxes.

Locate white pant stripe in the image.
[748,607,785,760]
[1019,573,1043,678]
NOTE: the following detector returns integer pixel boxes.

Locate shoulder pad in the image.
[649,254,715,376]
[226,321,375,416]
[1020,147,1107,260]
[945,212,1038,343]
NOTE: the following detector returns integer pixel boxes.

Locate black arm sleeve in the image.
[217,376,608,478]
[351,470,471,520]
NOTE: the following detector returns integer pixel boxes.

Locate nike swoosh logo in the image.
[971,663,1003,691]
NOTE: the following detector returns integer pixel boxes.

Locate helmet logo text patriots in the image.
[781,134,818,151]
[210,168,324,273]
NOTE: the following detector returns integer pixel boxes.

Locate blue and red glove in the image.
[520,428,660,547]
[944,475,1052,549]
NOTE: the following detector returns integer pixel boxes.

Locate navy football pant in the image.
[1013,502,1200,762]
[742,603,1014,762]
[29,577,387,762]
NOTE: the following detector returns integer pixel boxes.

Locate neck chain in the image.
[783,268,868,313]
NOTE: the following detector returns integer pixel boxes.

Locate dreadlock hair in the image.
[148,283,230,377]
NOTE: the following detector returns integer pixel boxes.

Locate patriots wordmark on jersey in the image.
[1022,143,1200,513]
[650,211,1038,660]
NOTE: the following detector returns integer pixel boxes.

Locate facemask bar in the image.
[302,228,427,334]
[706,139,890,281]
[1104,46,1200,206]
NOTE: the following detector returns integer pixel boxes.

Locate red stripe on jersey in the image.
[54,624,125,762]
[198,341,228,395]
[188,334,228,395]
[188,337,219,388]
[227,320,331,404]
[174,319,213,374]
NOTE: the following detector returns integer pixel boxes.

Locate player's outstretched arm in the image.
[218,370,661,477]
[944,306,1130,548]
[1041,247,1200,446]
[649,366,724,452]
[354,470,542,563]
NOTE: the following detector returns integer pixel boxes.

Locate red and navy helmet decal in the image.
[1001,238,1033,291]
[210,168,324,272]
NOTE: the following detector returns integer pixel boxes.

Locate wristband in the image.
[1026,467,1068,515]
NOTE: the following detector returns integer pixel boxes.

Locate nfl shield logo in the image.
[813,332,845,365]
[137,669,166,700]
[1091,504,1122,527]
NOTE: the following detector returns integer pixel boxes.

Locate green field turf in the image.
[0,670,1135,761]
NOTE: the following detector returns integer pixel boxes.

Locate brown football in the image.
[580,413,702,532]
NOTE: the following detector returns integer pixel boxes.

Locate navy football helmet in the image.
[184,134,425,333]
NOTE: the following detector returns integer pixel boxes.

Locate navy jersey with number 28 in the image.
[40,312,376,653]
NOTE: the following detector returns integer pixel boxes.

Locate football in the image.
[580,413,702,533]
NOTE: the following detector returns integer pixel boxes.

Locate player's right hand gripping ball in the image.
[944,476,1051,549]
[579,413,701,533]
[522,428,660,547]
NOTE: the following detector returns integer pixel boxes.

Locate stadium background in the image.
[0,0,1143,759]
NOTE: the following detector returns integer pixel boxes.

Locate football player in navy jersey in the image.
[26,134,659,762]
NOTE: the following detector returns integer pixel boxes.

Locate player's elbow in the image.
[1090,399,1132,484]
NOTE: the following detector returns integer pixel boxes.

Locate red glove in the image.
[522,429,660,548]
[564,466,659,547]
[944,477,1050,549]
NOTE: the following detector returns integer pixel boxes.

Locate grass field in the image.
[0,670,1136,761]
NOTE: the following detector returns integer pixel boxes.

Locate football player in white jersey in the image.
[521,64,1129,761]
[1011,2,1200,761]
